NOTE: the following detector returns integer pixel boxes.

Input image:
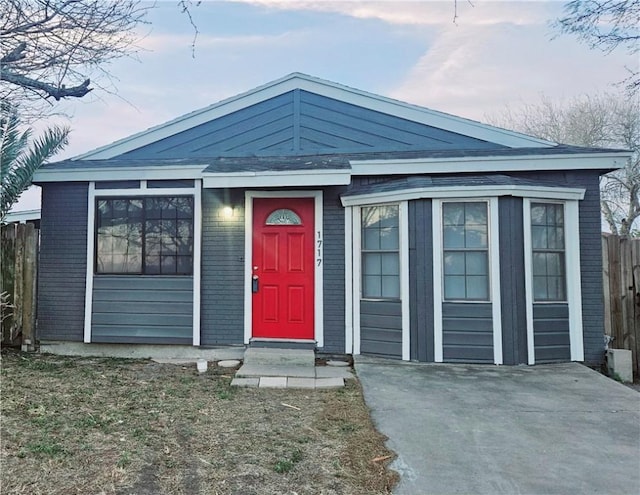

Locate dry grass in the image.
[0,350,398,494]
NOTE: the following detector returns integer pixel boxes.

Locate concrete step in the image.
[243,347,315,367]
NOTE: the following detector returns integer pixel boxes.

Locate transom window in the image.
[442,201,489,301]
[531,202,566,301]
[266,208,302,225]
[96,196,194,275]
[361,205,400,299]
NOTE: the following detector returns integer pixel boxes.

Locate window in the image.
[96,196,194,275]
[531,202,566,301]
[361,205,399,298]
[442,201,489,300]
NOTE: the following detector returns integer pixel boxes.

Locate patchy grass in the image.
[1,350,398,494]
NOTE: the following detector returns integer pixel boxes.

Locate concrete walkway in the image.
[355,357,640,495]
[231,348,353,389]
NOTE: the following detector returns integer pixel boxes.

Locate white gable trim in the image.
[351,152,630,175]
[75,73,554,160]
[341,185,586,207]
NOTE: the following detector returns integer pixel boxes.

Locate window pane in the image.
[466,252,488,276]
[533,276,548,300]
[443,226,464,248]
[532,252,547,276]
[465,203,487,225]
[381,275,400,298]
[363,275,381,298]
[363,228,380,250]
[380,227,399,250]
[444,252,465,275]
[465,225,487,248]
[363,253,382,275]
[381,253,399,275]
[466,275,489,300]
[361,207,379,229]
[531,205,546,225]
[444,275,465,300]
[546,253,563,276]
[531,226,547,249]
[443,203,464,226]
[378,205,399,227]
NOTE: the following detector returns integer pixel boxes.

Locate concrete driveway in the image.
[355,357,640,495]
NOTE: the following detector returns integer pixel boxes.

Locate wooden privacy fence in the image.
[1,223,39,349]
[602,234,640,377]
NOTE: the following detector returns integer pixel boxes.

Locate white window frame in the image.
[347,201,410,360]
[433,198,502,364]
[523,199,583,364]
[84,180,202,345]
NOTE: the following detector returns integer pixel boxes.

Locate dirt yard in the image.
[0,350,398,494]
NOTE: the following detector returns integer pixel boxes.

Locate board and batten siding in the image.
[360,300,402,358]
[408,198,434,362]
[37,182,89,342]
[498,196,528,365]
[91,276,193,344]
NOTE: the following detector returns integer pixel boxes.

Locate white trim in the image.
[432,200,443,362]
[75,73,554,160]
[523,200,584,363]
[352,206,362,355]
[192,180,202,346]
[86,183,200,345]
[203,170,350,188]
[92,187,197,197]
[523,199,535,365]
[243,190,324,347]
[33,165,206,182]
[344,207,353,354]
[84,182,96,343]
[351,152,630,175]
[3,209,40,223]
[489,198,503,365]
[565,201,584,361]
[400,201,411,361]
[341,185,586,207]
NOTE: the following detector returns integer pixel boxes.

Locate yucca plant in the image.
[0,105,70,221]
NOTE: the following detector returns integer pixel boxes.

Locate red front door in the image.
[252,198,314,339]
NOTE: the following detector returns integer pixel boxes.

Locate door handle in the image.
[252,275,259,293]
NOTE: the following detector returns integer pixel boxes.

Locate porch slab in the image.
[258,377,288,388]
[315,366,354,379]
[315,377,344,388]
[230,377,259,387]
[236,364,316,378]
[243,347,315,367]
[287,377,317,389]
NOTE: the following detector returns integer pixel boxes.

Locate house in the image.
[32,73,630,366]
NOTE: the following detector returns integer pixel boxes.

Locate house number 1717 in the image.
[316,231,322,267]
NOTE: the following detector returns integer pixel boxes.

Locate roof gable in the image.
[77,73,554,160]
[119,89,504,159]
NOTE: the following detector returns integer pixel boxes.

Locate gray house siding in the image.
[322,186,347,353]
[442,303,494,363]
[408,199,434,362]
[119,90,500,159]
[200,189,245,346]
[37,182,88,342]
[360,300,402,358]
[533,304,571,362]
[498,197,528,365]
[92,276,193,344]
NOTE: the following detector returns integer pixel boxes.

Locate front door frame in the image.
[244,190,324,347]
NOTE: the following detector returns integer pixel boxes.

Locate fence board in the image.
[1,223,39,349]
[602,234,640,377]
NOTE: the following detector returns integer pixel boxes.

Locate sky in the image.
[11,0,639,212]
